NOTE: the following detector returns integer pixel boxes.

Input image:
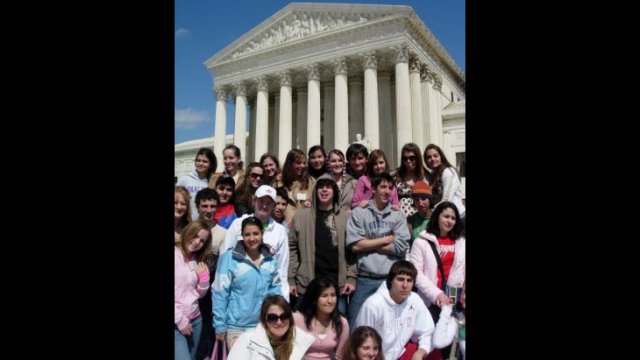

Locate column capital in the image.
[432,73,443,90]
[256,76,269,92]
[278,71,292,87]
[215,87,228,101]
[361,52,377,70]
[306,63,320,81]
[332,57,348,76]
[409,57,422,73]
[234,82,247,97]
[420,64,431,82]
[391,45,409,64]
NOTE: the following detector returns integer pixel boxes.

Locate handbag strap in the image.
[210,339,228,360]
[427,240,447,291]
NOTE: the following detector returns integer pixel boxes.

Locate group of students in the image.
[175,141,466,360]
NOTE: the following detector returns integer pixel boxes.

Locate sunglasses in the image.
[402,156,417,162]
[265,312,291,323]
[250,172,263,178]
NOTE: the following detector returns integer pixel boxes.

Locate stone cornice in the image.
[205,3,412,66]
[206,5,465,96]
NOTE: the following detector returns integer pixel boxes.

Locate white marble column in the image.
[306,64,321,151]
[278,72,293,162]
[362,52,379,150]
[214,87,227,170]
[393,46,412,158]
[420,66,430,147]
[296,89,307,150]
[272,94,280,155]
[333,57,349,153]
[233,82,248,160]
[349,77,363,144]
[255,76,269,160]
[377,71,394,167]
[248,97,256,163]
[409,57,424,147]
[432,74,444,146]
[323,85,335,151]
[426,72,442,146]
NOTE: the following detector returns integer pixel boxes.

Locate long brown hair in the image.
[178,220,212,262]
[260,295,294,360]
[342,326,384,360]
[423,143,459,204]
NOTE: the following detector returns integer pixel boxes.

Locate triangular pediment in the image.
[206,3,412,66]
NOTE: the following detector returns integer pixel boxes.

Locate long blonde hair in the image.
[260,295,294,360]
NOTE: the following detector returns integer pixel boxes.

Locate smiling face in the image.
[328,153,344,176]
[262,157,278,178]
[357,336,380,360]
[424,148,442,170]
[315,286,337,316]
[186,229,210,254]
[438,208,457,237]
[316,182,334,209]
[216,184,234,205]
[309,149,326,170]
[223,149,240,174]
[197,198,217,224]
[265,304,290,340]
[248,167,264,188]
[174,192,188,220]
[293,157,307,177]
[349,153,367,175]
[195,155,212,178]
[242,223,262,253]
[372,155,387,175]
[273,196,287,221]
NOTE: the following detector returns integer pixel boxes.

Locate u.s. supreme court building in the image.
[175,2,465,187]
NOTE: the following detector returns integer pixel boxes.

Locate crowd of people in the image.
[175,141,466,360]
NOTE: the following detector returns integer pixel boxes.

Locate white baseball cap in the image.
[254,185,276,202]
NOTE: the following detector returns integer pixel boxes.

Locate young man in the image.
[346,173,410,327]
[221,185,290,300]
[288,177,357,313]
[407,180,433,243]
[194,187,227,360]
[355,261,434,360]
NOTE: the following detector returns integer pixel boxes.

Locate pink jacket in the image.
[409,231,465,306]
[174,247,210,330]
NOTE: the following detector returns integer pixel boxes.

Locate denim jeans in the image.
[175,315,202,360]
[348,277,385,330]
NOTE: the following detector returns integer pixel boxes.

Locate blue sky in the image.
[175,0,465,145]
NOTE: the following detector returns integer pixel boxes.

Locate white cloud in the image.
[175,108,208,129]
[175,28,190,39]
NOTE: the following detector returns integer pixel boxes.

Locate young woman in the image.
[341,326,384,360]
[209,144,245,190]
[213,217,282,349]
[281,149,315,223]
[175,185,192,243]
[228,295,315,360]
[320,149,356,211]
[177,147,217,220]
[175,220,213,360]
[351,149,399,209]
[308,145,328,180]
[409,201,465,359]
[423,144,466,226]
[293,277,349,360]
[235,162,265,216]
[391,143,427,217]
[260,152,283,188]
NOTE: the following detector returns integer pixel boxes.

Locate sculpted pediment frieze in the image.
[224,11,391,61]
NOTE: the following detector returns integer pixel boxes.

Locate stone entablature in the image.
[205,3,464,97]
